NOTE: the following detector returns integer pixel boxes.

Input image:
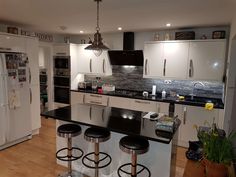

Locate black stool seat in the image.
[120,136,149,154]
[57,124,82,138]
[84,127,110,143]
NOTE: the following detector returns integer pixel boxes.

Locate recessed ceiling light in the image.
[118,27,122,31]
[80,31,84,33]
[166,23,171,27]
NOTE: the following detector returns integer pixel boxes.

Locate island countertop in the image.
[41,103,180,144]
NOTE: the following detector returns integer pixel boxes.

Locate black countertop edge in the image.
[41,104,180,144]
[71,89,224,109]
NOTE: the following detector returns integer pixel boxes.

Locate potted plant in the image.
[196,123,236,177]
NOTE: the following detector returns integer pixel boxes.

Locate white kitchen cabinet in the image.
[0,34,26,53]
[176,104,220,147]
[53,43,70,56]
[143,41,188,79]
[84,93,109,106]
[108,96,132,109]
[131,99,159,112]
[188,40,226,81]
[26,38,40,85]
[77,44,111,75]
[143,42,164,77]
[71,91,85,105]
[144,40,226,81]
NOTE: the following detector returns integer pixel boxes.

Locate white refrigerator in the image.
[0,52,32,150]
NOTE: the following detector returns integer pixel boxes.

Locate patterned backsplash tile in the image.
[85,66,224,99]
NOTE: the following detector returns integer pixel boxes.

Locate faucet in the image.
[190,81,205,99]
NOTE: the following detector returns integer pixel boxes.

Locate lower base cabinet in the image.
[175,104,221,147]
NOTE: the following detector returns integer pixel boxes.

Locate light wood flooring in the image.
[0,118,187,177]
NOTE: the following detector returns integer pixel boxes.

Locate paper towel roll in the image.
[152,85,156,95]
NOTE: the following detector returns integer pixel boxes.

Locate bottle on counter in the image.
[96,77,103,89]
[162,90,166,99]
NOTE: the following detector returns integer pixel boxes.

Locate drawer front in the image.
[108,96,131,109]
[131,99,157,112]
[71,92,85,105]
[84,94,108,106]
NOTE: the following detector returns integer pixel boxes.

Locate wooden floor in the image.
[0,118,187,177]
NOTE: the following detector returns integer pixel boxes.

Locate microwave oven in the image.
[54,56,70,69]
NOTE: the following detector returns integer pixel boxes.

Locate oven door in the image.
[54,76,70,87]
[54,86,70,104]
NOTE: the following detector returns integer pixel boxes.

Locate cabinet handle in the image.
[107,97,110,106]
[0,47,12,51]
[103,59,105,73]
[135,100,150,104]
[157,103,160,113]
[102,109,104,121]
[82,94,85,103]
[90,94,102,98]
[189,59,193,77]
[89,101,102,105]
[145,59,148,75]
[29,67,31,84]
[89,59,92,72]
[163,59,166,76]
[89,106,92,120]
[56,52,66,55]
[30,88,32,104]
[183,107,187,125]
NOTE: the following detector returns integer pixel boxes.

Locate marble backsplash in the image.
[85,66,224,99]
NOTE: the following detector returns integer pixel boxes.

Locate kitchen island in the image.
[41,103,180,177]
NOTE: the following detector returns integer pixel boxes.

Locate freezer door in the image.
[0,106,7,146]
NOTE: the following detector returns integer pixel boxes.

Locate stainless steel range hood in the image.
[108,32,144,66]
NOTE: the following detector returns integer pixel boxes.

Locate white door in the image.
[188,40,226,81]
[180,105,219,145]
[77,44,93,74]
[163,42,189,79]
[143,42,164,78]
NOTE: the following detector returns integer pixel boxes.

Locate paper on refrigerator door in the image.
[8,89,21,109]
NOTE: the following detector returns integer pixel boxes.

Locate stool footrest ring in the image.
[82,152,112,169]
[56,147,84,162]
[117,163,151,177]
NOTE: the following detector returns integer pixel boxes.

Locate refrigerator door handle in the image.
[30,88,32,104]
[29,68,31,84]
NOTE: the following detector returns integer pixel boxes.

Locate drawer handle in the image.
[183,107,187,125]
[135,100,150,104]
[90,94,102,98]
[56,52,66,55]
[89,101,102,105]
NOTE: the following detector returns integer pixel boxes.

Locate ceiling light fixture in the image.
[80,30,84,33]
[85,0,109,57]
[118,27,122,31]
[166,23,171,27]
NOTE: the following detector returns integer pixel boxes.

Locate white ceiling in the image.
[0,0,235,34]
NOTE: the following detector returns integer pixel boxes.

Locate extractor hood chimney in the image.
[108,32,144,66]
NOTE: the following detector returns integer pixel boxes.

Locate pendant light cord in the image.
[96,0,100,31]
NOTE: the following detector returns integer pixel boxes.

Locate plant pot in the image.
[183,159,205,177]
[204,159,228,177]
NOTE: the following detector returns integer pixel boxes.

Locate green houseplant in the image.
[196,123,236,177]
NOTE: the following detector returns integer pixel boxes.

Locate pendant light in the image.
[85,0,109,57]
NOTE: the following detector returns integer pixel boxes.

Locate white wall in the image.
[224,10,236,134]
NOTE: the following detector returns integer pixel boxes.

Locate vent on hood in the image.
[108,50,144,66]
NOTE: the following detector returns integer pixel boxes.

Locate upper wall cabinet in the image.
[143,40,226,81]
[0,34,26,53]
[77,44,111,76]
[188,40,226,81]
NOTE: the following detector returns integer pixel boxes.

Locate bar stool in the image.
[56,124,84,177]
[118,135,151,177]
[82,127,112,170]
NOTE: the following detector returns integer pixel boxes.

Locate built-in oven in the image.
[53,56,71,104]
[54,56,70,69]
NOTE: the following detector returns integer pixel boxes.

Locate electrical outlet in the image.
[164,80,172,84]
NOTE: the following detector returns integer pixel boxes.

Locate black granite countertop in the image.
[41,104,180,144]
[71,89,224,109]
